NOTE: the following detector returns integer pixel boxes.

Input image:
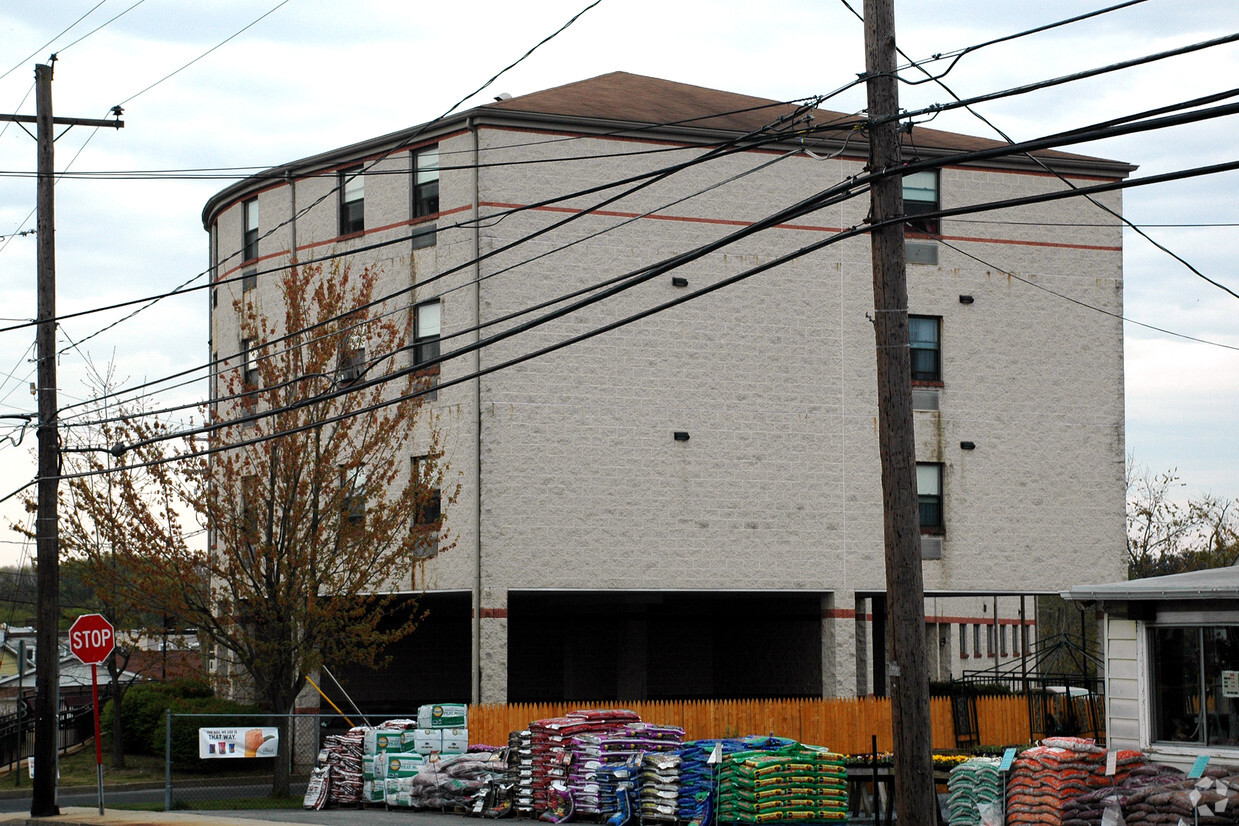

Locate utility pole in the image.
[1,60,123,818]
[862,1,936,824]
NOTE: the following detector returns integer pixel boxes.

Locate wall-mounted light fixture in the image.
[673,431,690,442]
[960,441,976,450]
[959,295,975,304]
[672,276,689,288]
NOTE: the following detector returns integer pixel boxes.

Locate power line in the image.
[51,109,833,421]
[102,147,1239,459]
[45,91,1239,434]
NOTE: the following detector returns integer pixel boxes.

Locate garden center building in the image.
[202,72,1131,709]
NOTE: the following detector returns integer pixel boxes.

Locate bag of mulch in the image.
[303,766,331,810]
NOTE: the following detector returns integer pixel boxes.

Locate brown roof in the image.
[481,71,1128,170]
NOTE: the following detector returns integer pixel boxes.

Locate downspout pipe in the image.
[469,116,483,705]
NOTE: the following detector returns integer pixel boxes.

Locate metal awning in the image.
[1063,565,1239,602]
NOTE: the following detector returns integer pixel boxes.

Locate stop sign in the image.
[68,614,115,665]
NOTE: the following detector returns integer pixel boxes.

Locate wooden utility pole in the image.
[2,61,122,818]
[862,1,936,824]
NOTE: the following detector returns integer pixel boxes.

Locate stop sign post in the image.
[68,614,113,815]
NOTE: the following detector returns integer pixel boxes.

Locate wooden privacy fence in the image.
[468,696,1033,754]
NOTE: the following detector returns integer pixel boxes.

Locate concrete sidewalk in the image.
[0,808,289,826]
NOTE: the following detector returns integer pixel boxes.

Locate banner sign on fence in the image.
[198,727,278,759]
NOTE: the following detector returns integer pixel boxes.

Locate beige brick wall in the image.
[207,122,1127,703]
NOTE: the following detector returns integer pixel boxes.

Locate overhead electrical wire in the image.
[55,85,1239,433]
[52,105,840,422]
[9,8,1239,453]
[840,0,1239,304]
[14,147,1239,506]
[58,144,812,429]
[88,120,1239,456]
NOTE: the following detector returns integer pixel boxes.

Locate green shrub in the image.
[102,679,264,768]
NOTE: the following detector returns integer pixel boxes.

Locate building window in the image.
[986,624,996,657]
[241,338,259,386]
[916,462,943,532]
[959,623,968,658]
[903,170,939,235]
[341,466,367,525]
[1000,625,1008,656]
[240,474,260,544]
[339,166,364,236]
[1151,625,1239,746]
[243,197,259,262]
[909,316,941,383]
[973,624,981,658]
[411,454,442,558]
[414,300,441,370]
[412,145,439,249]
[337,333,366,385]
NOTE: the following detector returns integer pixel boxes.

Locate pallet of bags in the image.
[1007,738,1143,826]
[1119,769,1239,826]
[947,757,1003,826]
[715,744,849,824]
[640,751,683,822]
[323,729,366,807]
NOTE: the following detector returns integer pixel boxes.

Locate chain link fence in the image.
[164,711,362,809]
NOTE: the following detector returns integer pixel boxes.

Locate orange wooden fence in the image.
[467,696,1032,754]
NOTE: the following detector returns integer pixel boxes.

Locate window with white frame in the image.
[903,170,939,235]
[241,338,259,386]
[339,166,364,236]
[917,462,943,533]
[960,623,968,658]
[414,300,441,370]
[412,145,439,249]
[1151,625,1239,746]
[909,316,941,383]
[243,197,259,262]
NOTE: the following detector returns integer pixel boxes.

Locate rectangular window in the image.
[909,316,941,383]
[412,145,439,249]
[243,198,259,262]
[411,455,442,558]
[1151,625,1239,746]
[973,624,981,658]
[903,170,939,235]
[240,474,260,543]
[414,300,441,370]
[241,338,259,386]
[916,462,943,532]
[337,333,366,385]
[986,624,996,657]
[339,167,365,236]
[413,145,440,218]
[341,466,367,524]
[1000,624,1008,656]
[959,623,968,658]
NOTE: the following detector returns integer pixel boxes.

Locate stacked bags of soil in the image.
[640,752,683,822]
[322,729,365,807]
[566,722,685,816]
[678,737,797,823]
[947,757,1003,826]
[1111,768,1239,826]
[529,709,641,814]
[715,745,849,824]
[1007,737,1143,826]
[385,751,507,810]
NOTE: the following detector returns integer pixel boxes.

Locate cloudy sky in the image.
[0,0,1236,568]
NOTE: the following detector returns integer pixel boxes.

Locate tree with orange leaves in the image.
[58,260,455,795]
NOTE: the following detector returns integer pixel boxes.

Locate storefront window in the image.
[1151,625,1239,746]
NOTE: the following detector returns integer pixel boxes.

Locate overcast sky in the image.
[0,0,1236,568]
